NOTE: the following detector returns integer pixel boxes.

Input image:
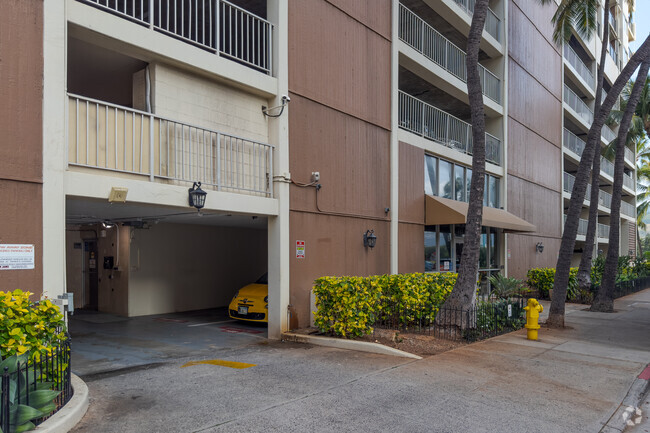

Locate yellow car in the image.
[228,273,268,323]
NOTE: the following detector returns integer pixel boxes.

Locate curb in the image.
[282,332,422,360]
[34,374,89,433]
[601,364,650,432]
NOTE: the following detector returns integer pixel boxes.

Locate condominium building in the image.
[0,0,635,337]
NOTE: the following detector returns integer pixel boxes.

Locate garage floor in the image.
[69,308,268,378]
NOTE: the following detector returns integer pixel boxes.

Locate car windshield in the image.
[256,273,268,284]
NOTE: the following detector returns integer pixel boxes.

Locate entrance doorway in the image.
[83,240,99,310]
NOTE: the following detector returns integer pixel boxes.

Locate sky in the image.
[629,1,650,53]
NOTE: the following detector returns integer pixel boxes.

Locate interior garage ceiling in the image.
[66,197,268,230]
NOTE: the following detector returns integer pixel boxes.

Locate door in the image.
[84,241,99,310]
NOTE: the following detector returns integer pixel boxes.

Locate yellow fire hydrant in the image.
[524,298,543,341]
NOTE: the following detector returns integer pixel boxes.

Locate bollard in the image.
[524,298,543,341]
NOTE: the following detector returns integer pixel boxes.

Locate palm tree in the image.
[592,60,650,312]
[436,0,489,323]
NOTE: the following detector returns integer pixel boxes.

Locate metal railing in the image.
[609,45,619,65]
[398,4,501,103]
[625,146,635,163]
[449,0,501,42]
[564,214,589,236]
[601,157,615,178]
[624,173,635,190]
[67,93,273,197]
[564,44,594,88]
[602,125,617,143]
[563,171,591,201]
[597,223,610,239]
[602,91,621,111]
[1,341,72,432]
[621,201,636,218]
[564,128,585,157]
[564,84,594,124]
[398,91,502,165]
[599,189,612,209]
[78,0,273,74]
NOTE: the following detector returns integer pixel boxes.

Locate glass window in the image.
[466,168,472,202]
[425,156,437,196]
[479,227,488,269]
[489,176,498,208]
[439,225,452,271]
[439,160,452,199]
[489,228,498,268]
[424,227,437,272]
[455,165,465,202]
[483,176,488,206]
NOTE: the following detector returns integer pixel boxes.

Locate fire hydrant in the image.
[524,298,543,341]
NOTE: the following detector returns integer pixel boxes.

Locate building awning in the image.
[425,195,537,233]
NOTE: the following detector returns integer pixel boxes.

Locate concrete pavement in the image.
[70,289,650,433]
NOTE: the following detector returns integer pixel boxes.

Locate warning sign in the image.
[0,245,35,270]
[296,240,305,259]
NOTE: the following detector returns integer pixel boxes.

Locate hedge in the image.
[526,268,579,300]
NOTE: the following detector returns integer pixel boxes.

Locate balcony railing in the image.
[564,44,594,89]
[625,146,635,163]
[565,215,589,236]
[564,128,585,157]
[609,10,618,35]
[599,190,612,209]
[602,124,617,143]
[449,0,501,42]
[609,45,619,65]
[564,172,591,201]
[602,91,621,111]
[398,4,501,103]
[67,93,273,197]
[622,201,635,218]
[598,223,610,239]
[601,157,614,178]
[399,91,501,165]
[624,173,635,190]
[564,84,594,124]
[78,0,273,74]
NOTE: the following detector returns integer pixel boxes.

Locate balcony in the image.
[625,146,635,164]
[609,10,618,36]
[398,91,502,165]
[563,214,610,239]
[77,0,273,75]
[602,124,617,143]
[598,223,610,239]
[398,4,501,103]
[621,201,635,218]
[449,0,501,42]
[67,93,273,196]
[563,171,612,209]
[564,84,593,125]
[564,128,586,156]
[601,157,614,178]
[564,44,594,89]
[624,173,635,191]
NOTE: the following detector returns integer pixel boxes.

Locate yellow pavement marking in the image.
[181,359,256,369]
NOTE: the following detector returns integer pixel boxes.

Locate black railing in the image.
[593,276,650,299]
[373,297,527,342]
[0,340,72,433]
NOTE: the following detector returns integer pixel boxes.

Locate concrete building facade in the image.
[0,0,636,336]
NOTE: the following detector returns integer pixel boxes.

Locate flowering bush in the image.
[0,290,67,360]
[526,268,579,300]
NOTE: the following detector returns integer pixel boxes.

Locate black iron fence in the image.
[1,340,72,433]
[590,276,650,300]
[373,297,528,342]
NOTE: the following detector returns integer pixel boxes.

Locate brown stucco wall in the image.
[507,0,563,279]
[288,0,392,328]
[0,0,44,295]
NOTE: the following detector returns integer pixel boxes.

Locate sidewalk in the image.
[70,289,650,433]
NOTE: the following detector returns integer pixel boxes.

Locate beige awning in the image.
[425,195,537,233]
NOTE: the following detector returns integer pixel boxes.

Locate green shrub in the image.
[0,290,67,360]
[313,273,457,338]
[526,268,578,300]
[487,274,530,299]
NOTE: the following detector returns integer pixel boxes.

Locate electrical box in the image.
[103,256,114,269]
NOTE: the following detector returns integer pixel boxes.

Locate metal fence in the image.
[1,341,72,433]
[621,201,636,218]
[398,4,501,103]
[564,128,586,157]
[449,0,501,42]
[398,91,502,165]
[564,44,594,88]
[68,93,273,197]
[79,0,273,74]
[564,84,594,124]
[373,297,527,342]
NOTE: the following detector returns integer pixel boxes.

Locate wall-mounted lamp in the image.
[262,95,291,118]
[189,182,207,210]
[363,230,377,249]
[535,242,544,253]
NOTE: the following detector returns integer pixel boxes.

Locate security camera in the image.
[282,95,291,103]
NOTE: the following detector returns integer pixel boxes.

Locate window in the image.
[455,165,465,202]
[439,225,452,271]
[489,176,499,208]
[425,157,436,196]
[424,227,437,272]
[439,160,452,199]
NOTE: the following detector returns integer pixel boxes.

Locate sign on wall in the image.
[0,245,35,270]
[296,240,305,259]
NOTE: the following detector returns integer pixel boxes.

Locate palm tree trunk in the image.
[547,35,650,328]
[592,59,650,312]
[437,0,488,323]
[577,0,611,292]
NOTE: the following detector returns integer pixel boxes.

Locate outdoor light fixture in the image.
[363,230,377,249]
[188,182,207,210]
[536,242,544,253]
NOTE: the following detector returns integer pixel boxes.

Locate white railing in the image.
[564,44,594,89]
[449,0,501,42]
[598,223,610,239]
[624,173,635,190]
[564,128,585,157]
[599,190,612,209]
[398,4,501,103]
[601,157,615,178]
[565,214,589,236]
[563,171,591,201]
[67,93,273,197]
[625,146,635,163]
[602,124,617,143]
[621,201,635,218]
[399,91,502,165]
[78,0,273,74]
[564,84,594,124]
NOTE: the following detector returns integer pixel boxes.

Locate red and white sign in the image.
[296,240,305,259]
[0,244,35,270]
